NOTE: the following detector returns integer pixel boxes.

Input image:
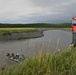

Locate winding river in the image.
[0,30,72,66]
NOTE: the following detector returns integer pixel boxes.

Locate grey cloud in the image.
[0,0,76,23]
[28,0,74,7]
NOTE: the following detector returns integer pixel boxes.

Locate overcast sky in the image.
[0,0,76,23]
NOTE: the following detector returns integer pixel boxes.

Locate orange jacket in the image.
[72,24,76,32]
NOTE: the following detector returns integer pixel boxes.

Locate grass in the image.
[0,46,76,75]
[64,28,72,31]
[0,28,37,34]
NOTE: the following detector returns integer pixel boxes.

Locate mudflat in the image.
[0,28,45,41]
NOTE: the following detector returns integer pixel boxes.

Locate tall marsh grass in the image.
[0,46,76,75]
[0,28,37,34]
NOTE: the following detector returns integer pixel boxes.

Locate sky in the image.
[0,0,76,24]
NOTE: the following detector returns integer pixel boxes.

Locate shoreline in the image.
[0,28,47,41]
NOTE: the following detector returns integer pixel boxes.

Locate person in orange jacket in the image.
[72,16,76,32]
[71,16,76,46]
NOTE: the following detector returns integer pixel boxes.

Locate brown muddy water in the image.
[0,30,72,66]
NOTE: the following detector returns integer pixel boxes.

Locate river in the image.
[0,30,72,66]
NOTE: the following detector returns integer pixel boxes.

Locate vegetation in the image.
[64,28,71,30]
[0,23,71,28]
[0,23,71,34]
[0,46,76,75]
[0,28,37,34]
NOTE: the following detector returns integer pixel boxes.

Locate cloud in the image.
[0,0,76,23]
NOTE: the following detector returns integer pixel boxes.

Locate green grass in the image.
[64,28,72,31]
[0,28,37,34]
[0,46,76,75]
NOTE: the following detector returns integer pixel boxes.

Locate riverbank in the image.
[0,28,44,41]
[0,46,76,75]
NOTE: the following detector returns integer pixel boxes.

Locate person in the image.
[6,53,10,57]
[16,53,19,59]
[72,16,76,31]
[71,16,76,46]
[11,53,15,59]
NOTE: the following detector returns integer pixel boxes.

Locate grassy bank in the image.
[64,28,72,31]
[0,28,37,34]
[0,46,76,75]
